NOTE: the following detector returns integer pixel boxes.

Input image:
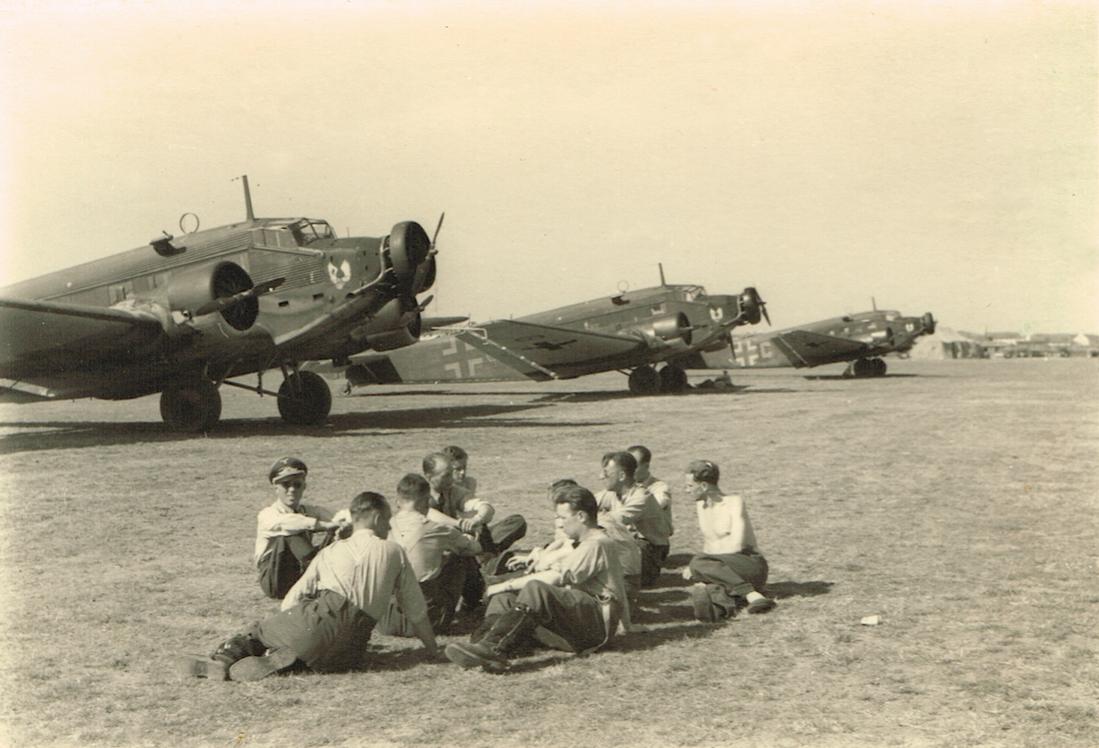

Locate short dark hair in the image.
[627,445,652,465]
[397,473,430,500]
[553,485,598,522]
[442,445,468,463]
[686,459,720,485]
[548,478,579,503]
[603,451,637,480]
[422,452,451,476]
[350,491,390,522]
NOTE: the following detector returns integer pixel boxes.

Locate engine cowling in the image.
[921,312,936,335]
[164,261,259,332]
[632,312,693,347]
[368,311,423,352]
[386,221,431,289]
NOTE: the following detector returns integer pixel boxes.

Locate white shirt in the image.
[253,500,335,565]
[696,493,759,555]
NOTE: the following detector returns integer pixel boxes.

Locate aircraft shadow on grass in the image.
[0,403,610,455]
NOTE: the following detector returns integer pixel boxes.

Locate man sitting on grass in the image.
[254,456,348,600]
[596,451,670,588]
[682,459,776,622]
[179,492,438,682]
[444,485,626,673]
[380,474,483,635]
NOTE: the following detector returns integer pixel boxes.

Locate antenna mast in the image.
[658,263,667,286]
[236,175,255,221]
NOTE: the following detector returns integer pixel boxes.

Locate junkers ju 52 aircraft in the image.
[0,177,439,430]
[697,306,936,377]
[310,270,769,395]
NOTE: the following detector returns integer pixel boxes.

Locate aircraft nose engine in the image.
[386,221,431,292]
[737,287,769,325]
[922,313,936,335]
[637,312,693,346]
[165,261,260,331]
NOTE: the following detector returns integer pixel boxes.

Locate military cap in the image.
[268,456,308,484]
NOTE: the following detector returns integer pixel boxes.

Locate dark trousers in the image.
[639,540,670,587]
[484,580,611,654]
[257,532,334,600]
[380,555,467,636]
[215,590,376,674]
[689,551,769,599]
[462,514,528,607]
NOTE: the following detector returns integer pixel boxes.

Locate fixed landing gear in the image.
[277,371,333,425]
[160,379,222,432]
[627,364,689,395]
[844,357,887,378]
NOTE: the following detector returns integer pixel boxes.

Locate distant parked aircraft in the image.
[696,308,936,377]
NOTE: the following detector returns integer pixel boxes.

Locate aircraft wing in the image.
[0,297,164,382]
[455,319,646,379]
[769,329,871,368]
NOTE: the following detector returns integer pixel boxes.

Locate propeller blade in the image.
[430,212,446,251]
[728,333,737,362]
[761,302,771,326]
[193,277,285,316]
[416,294,435,313]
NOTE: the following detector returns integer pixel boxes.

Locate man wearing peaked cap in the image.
[255,456,348,599]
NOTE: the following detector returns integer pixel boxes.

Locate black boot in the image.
[446,605,536,672]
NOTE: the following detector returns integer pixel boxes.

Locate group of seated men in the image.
[178,445,776,681]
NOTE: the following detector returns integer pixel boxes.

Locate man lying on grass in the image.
[444,484,627,673]
[682,459,776,621]
[179,492,439,682]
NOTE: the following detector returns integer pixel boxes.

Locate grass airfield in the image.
[0,359,1096,747]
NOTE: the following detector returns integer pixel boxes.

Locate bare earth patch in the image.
[0,359,1096,747]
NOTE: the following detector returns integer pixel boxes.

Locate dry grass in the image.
[0,359,1096,747]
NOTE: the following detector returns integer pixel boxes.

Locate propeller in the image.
[194,277,285,317]
[410,211,444,295]
[739,286,771,326]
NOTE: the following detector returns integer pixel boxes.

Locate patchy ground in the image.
[0,359,1096,747]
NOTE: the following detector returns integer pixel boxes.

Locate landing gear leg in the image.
[627,365,661,395]
[277,370,333,425]
[160,379,222,432]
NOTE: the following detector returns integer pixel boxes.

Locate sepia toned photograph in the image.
[0,1,1095,746]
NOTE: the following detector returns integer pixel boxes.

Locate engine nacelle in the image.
[632,312,693,347]
[922,312,936,335]
[163,261,259,332]
[386,221,431,289]
[368,311,423,352]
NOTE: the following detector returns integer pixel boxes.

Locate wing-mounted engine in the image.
[631,312,693,351]
[369,309,423,351]
[163,261,260,332]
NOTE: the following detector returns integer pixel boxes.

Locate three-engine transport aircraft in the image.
[308,273,769,395]
[0,177,440,430]
[694,307,936,377]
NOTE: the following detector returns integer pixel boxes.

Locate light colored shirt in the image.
[550,529,627,603]
[253,500,335,565]
[696,493,759,555]
[281,530,428,623]
[598,515,642,578]
[390,511,481,582]
[427,483,494,525]
[596,484,670,547]
[639,474,674,537]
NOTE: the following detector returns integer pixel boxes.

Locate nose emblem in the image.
[327,259,352,290]
[710,306,724,322]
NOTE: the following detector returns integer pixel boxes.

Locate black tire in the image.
[160,380,222,432]
[852,358,874,378]
[627,365,660,395]
[872,358,888,376]
[277,371,333,425]
[658,364,689,393]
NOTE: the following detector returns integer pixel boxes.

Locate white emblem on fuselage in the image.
[710,306,724,322]
[328,259,352,290]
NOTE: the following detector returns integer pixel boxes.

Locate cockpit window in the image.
[684,286,706,302]
[291,220,335,245]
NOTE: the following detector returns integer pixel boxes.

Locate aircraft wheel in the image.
[278,371,333,425]
[851,358,874,378]
[658,364,689,393]
[160,380,222,432]
[872,358,888,376]
[627,365,660,395]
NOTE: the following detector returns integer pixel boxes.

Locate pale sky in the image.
[1,0,1095,334]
